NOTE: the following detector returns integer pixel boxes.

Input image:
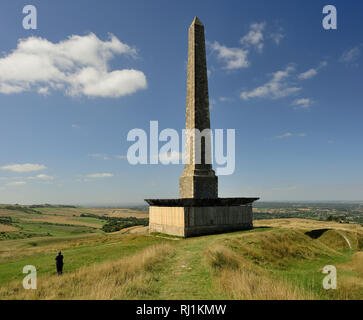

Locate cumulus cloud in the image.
[240,22,266,52]
[241,65,301,100]
[209,41,249,70]
[86,173,114,178]
[0,163,47,172]
[0,33,147,98]
[210,22,285,70]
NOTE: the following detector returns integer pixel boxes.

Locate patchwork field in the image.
[0,205,361,300]
[0,224,19,232]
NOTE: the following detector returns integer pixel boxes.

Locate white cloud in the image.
[240,22,266,52]
[86,173,114,178]
[293,98,312,109]
[0,33,147,98]
[115,155,127,159]
[210,41,249,70]
[89,153,109,160]
[298,69,317,80]
[340,46,361,63]
[241,65,301,100]
[274,132,293,139]
[270,32,285,45]
[210,22,284,70]
[71,124,79,128]
[0,163,47,172]
[298,61,327,80]
[6,181,27,186]
[219,97,233,102]
[28,174,54,180]
[37,87,50,96]
[274,132,307,139]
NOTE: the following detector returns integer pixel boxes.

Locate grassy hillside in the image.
[0,217,361,300]
[0,205,148,240]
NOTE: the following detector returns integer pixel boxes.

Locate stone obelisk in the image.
[179,17,218,199]
[146,17,259,238]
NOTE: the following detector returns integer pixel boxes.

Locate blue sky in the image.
[0,0,362,205]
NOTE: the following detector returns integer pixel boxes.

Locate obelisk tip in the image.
[191,16,203,26]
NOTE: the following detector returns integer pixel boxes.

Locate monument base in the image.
[145,198,259,238]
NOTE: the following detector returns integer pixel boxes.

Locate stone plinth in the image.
[146,198,258,237]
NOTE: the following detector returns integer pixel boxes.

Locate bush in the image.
[102,217,149,233]
[0,217,13,225]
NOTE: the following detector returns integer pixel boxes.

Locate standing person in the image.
[55,251,64,275]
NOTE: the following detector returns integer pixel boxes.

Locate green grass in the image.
[0,233,167,286]
[0,215,361,300]
[270,250,354,298]
[71,216,105,227]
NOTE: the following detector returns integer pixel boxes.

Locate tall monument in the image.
[146,17,259,237]
[179,17,218,199]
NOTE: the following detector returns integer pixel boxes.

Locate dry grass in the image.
[20,216,102,228]
[329,275,363,300]
[86,208,148,219]
[338,252,363,275]
[0,224,19,232]
[0,243,173,300]
[224,230,339,268]
[326,253,363,299]
[255,218,362,234]
[318,230,354,250]
[0,209,24,216]
[108,226,148,235]
[206,245,315,300]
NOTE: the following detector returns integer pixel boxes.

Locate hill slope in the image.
[0,219,362,300]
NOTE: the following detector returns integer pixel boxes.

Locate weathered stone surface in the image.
[145,197,259,207]
[179,16,218,199]
[149,204,253,238]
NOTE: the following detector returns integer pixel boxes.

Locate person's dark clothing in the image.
[55,254,64,275]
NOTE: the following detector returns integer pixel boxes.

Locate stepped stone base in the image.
[146,198,258,238]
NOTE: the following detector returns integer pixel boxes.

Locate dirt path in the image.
[157,236,221,299]
[156,229,269,299]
